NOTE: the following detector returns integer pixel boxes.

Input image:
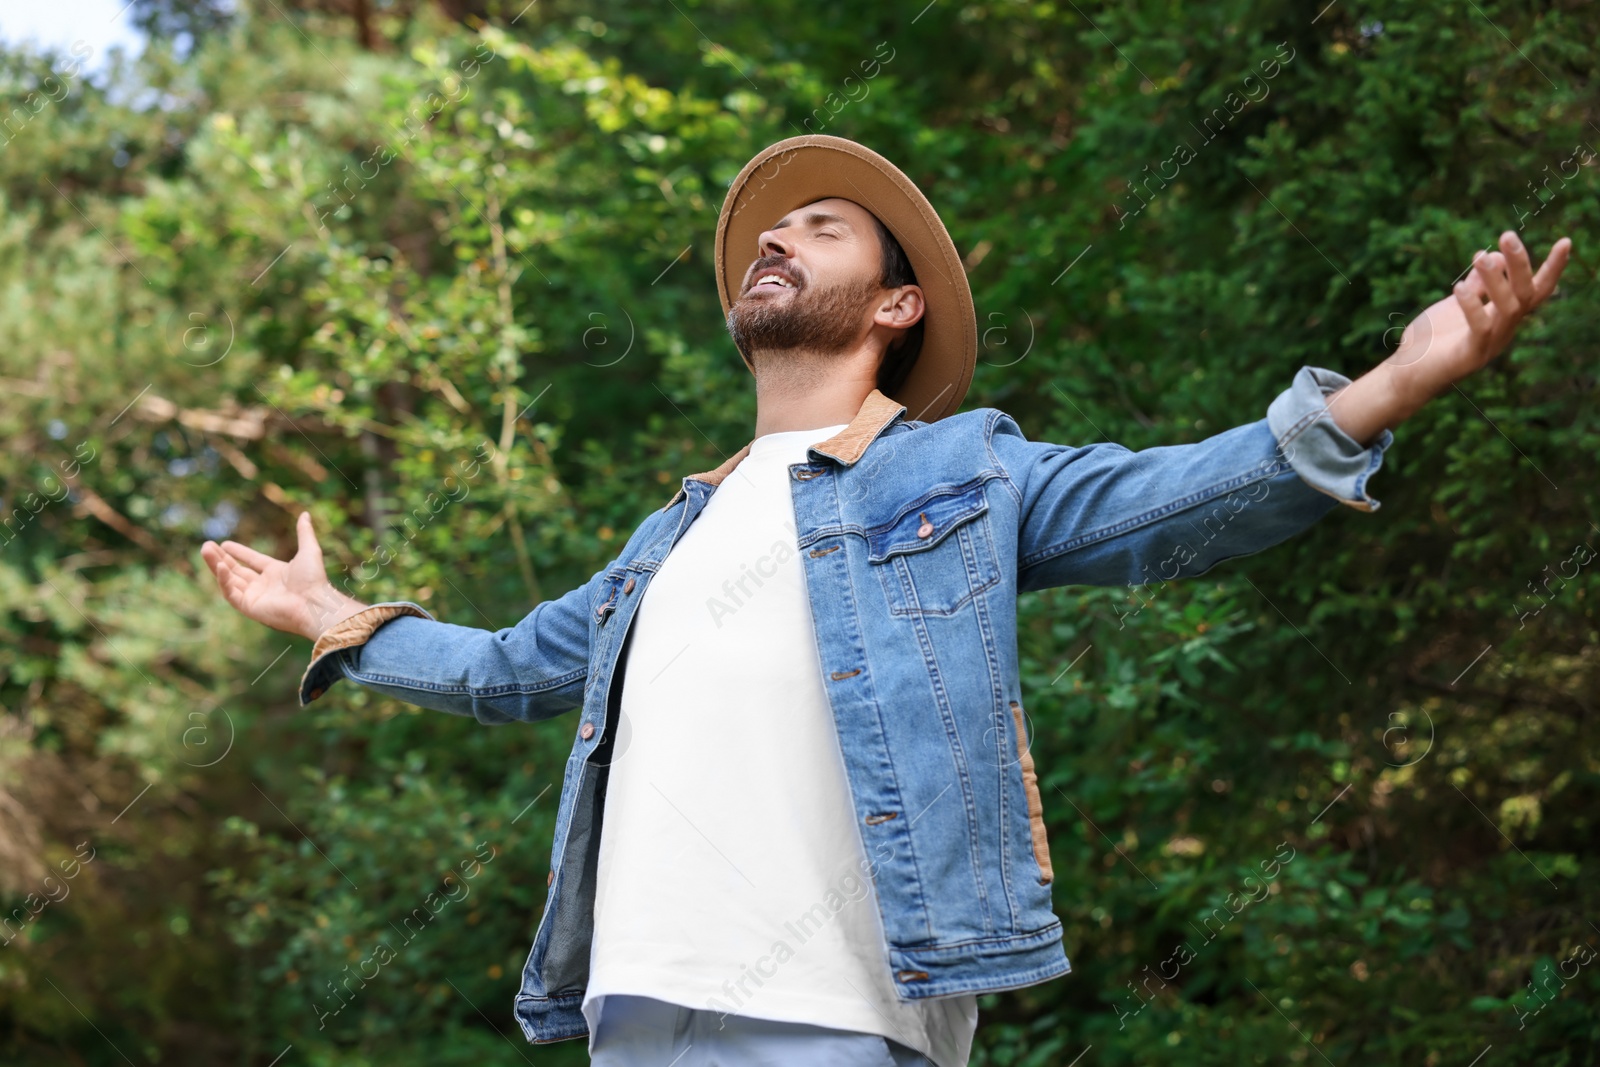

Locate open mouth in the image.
[747,270,798,294]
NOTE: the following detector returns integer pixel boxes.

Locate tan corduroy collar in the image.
[663,388,906,510]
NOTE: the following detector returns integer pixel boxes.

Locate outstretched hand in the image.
[1324,230,1577,446]
[1390,231,1573,400]
[200,512,362,641]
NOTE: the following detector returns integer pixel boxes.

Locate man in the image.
[200,134,1571,1066]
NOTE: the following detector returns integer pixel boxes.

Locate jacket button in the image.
[623,577,635,594]
[547,870,554,886]
[916,522,933,538]
[580,722,595,740]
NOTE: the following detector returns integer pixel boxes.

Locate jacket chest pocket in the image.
[864,478,1001,617]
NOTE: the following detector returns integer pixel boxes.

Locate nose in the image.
[756,226,792,261]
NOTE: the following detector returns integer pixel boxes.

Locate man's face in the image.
[725,196,905,362]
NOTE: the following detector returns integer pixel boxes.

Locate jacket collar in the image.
[664,388,907,510]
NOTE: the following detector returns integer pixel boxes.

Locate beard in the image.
[726,264,879,368]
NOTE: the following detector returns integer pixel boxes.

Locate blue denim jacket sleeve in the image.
[295,565,609,724]
[1265,365,1393,511]
[990,365,1394,593]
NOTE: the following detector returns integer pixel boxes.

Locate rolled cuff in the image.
[298,601,435,706]
[1266,365,1394,513]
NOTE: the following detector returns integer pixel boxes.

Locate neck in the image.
[750,345,878,438]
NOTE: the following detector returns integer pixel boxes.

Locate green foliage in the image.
[1,0,1596,1063]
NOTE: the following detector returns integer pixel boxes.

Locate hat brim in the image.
[714,135,976,423]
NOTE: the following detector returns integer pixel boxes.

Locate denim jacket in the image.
[297,365,1391,1045]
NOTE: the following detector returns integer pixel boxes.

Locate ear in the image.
[872,284,925,332]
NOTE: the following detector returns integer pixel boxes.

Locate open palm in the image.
[200,511,336,639]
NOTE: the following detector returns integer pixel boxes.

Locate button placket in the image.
[595,578,621,624]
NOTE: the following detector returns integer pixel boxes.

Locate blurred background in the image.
[0,0,1596,1063]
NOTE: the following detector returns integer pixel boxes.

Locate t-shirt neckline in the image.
[747,422,850,458]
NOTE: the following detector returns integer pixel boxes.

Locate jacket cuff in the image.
[298,601,435,706]
[1266,365,1394,513]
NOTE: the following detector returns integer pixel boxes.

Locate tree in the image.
[2,0,1595,1062]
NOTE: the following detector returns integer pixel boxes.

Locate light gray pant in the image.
[588,994,940,1066]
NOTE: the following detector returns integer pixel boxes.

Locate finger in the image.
[223,574,253,613]
[295,511,324,563]
[1471,252,1517,339]
[1452,276,1492,339]
[211,542,259,577]
[1530,236,1573,304]
[219,559,243,601]
[223,552,263,595]
[201,542,241,585]
[1473,249,1518,318]
[1497,230,1537,306]
[1454,266,1486,307]
[210,554,242,606]
[220,538,280,571]
[214,553,261,598]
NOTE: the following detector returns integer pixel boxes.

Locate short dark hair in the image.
[870,213,924,397]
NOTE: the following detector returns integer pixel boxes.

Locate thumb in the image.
[295,511,324,562]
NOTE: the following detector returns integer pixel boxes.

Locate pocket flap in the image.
[865,480,990,563]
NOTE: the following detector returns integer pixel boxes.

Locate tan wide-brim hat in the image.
[714,134,977,423]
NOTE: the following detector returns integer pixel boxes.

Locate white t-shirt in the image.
[582,422,978,1067]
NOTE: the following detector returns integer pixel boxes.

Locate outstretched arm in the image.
[1322,231,1573,446]
[995,231,1572,595]
[992,388,1377,595]
[201,511,608,724]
